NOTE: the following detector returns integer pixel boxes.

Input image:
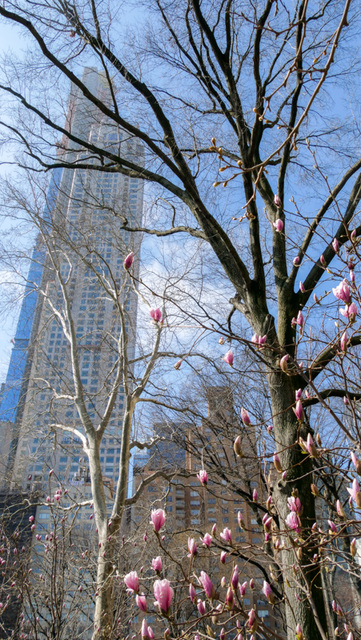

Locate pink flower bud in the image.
[233,435,243,457]
[320,255,326,266]
[247,608,256,629]
[285,511,301,534]
[299,281,305,293]
[351,451,361,475]
[274,194,282,208]
[221,576,226,588]
[150,509,166,532]
[29,516,34,523]
[174,360,183,370]
[273,219,283,232]
[197,599,206,615]
[241,407,251,425]
[141,620,151,639]
[350,538,357,557]
[293,400,304,422]
[231,565,239,589]
[328,520,337,534]
[332,238,339,253]
[136,594,147,612]
[220,551,227,564]
[293,256,300,267]
[189,583,196,601]
[280,354,289,373]
[124,252,134,270]
[296,311,304,327]
[239,581,247,597]
[197,469,208,485]
[237,511,244,528]
[223,350,234,366]
[211,523,217,536]
[226,587,234,609]
[273,453,282,473]
[336,500,345,518]
[296,624,304,640]
[340,331,348,352]
[262,580,274,603]
[252,488,258,502]
[187,538,197,557]
[200,571,214,598]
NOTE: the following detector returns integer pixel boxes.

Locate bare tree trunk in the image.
[268,368,328,640]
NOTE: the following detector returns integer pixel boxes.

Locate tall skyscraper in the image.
[2,68,144,493]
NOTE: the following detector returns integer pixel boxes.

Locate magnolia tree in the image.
[1,0,361,639]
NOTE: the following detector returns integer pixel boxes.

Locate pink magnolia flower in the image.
[320,254,326,266]
[151,556,162,573]
[197,469,208,485]
[187,538,197,557]
[274,194,282,208]
[252,488,258,502]
[201,533,212,547]
[237,511,244,528]
[136,594,147,612]
[154,579,173,613]
[332,238,339,253]
[239,581,247,597]
[285,511,301,534]
[220,527,232,543]
[150,509,166,532]
[295,389,302,401]
[305,433,318,458]
[241,407,251,425]
[223,350,234,366]
[200,571,214,598]
[273,219,283,232]
[350,269,355,283]
[287,496,302,514]
[347,478,361,508]
[333,279,351,304]
[123,252,134,270]
[150,308,163,323]
[124,571,139,593]
[340,302,358,321]
[174,360,182,370]
[293,256,300,266]
[262,580,274,603]
[263,515,273,531]
[220,551,227,564]
[299,281,305,293]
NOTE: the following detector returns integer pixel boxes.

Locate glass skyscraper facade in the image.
[1,68,143,493]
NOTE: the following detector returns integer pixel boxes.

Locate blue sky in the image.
[0,19,30,378]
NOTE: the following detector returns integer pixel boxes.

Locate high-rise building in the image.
[1,68,144,493]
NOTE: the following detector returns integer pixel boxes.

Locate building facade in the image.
[0,68,143,497]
